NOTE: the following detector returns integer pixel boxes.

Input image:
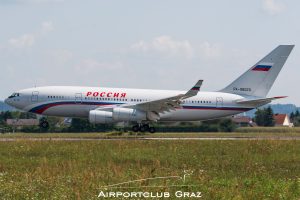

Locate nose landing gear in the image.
[131,124,156,133]
[39,118,49,129]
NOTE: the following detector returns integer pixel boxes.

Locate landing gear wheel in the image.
[149,127,156,133]
[132,125,139,132]
[140,124,149,132]
[40,121,49,129]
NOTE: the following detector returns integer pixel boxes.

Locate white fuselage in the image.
[5,86,254,121]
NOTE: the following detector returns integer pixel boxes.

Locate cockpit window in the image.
[8,93,20,98]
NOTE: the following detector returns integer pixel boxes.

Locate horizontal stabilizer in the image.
[236,96,287,105]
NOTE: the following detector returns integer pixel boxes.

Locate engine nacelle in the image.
[146,111,160,121]
[89,108,147,124]
[89,110,113,124]
[112,108,146,122]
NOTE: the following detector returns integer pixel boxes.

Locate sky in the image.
[0,0,299,105]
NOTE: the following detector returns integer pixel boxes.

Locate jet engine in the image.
[89,110,113,124]
[89,108,147,124]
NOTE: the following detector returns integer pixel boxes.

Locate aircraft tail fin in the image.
[220,45,294,97]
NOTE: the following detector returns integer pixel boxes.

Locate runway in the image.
[0,136,300,141]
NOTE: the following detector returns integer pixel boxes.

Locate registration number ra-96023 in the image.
[233,87,251,92]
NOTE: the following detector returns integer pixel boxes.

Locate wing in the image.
[125,80,203,113]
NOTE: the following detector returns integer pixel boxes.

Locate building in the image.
[232,116,256,127]
[6,119,39,126]
[273,114,293,127]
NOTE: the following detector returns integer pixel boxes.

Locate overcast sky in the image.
[0,0,299,104]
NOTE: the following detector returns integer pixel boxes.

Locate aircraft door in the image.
[216,97,223,108]
[31,91,39,102]
[75,93,82,104]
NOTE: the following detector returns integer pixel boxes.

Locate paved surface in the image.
[0,136,300,141]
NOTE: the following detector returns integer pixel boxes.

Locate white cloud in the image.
[130,36,223,60]
[52,49,73,64]
[262,0,286,15]
[8,21,54,49]
[131,35,194,59]
[41,21,54,34]
[75,59,123,74]
[198,42,222,58]
[8,34,35,48]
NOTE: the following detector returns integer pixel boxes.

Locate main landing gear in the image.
[132,124,156,133]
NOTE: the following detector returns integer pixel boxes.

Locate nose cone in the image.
[4,98,10,105]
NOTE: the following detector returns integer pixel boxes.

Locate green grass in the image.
[1,128,300,139]
[0,139,299,199]
[237,127,300,133]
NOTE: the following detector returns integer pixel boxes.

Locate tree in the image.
[291,110,300,127]
[19,112,37,119]
[69,118,93,132]
[3,111,12,121]
[254,109,265,126]
[10,111,21,119]
[254,106,275,127]
[0,112,4,125]
[264,106,275,127]
[199,120,219,132]
[218,118,236,132]
[290,112,295,121]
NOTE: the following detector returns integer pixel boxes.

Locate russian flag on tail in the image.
[252,65,272,71]
[191,86,200,91]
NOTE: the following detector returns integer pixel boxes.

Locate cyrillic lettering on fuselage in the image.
[86,91,127,98]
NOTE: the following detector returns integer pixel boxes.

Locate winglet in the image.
[184,80,203,98]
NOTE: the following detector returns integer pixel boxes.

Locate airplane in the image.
[4,45,294,133]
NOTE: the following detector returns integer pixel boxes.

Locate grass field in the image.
[0,132,299,199]
[1,127,300,139]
